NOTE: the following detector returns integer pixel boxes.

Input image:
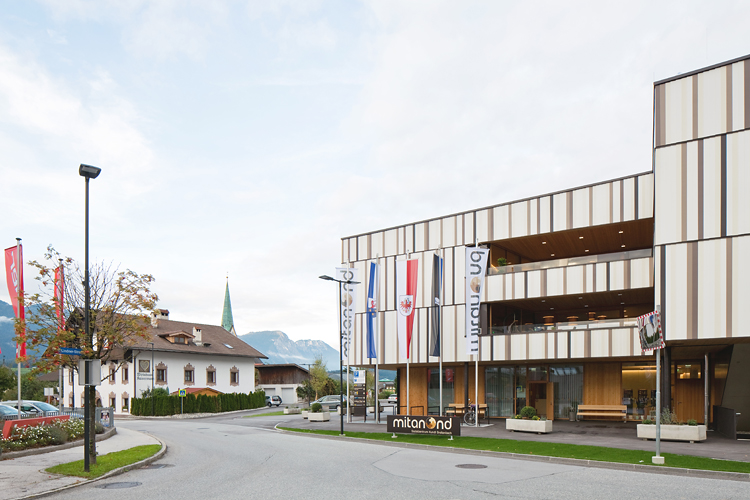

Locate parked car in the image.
[387,394,398,404]
[311,395,347,411]
[0,404,30,419]
[1,400,60,416]
[265,395,282,407]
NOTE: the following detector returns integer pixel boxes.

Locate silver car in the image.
[1,400,60,416]
[311,395,347,411]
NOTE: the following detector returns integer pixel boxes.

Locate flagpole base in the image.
[392,433,397,439]
[652,456,665,465]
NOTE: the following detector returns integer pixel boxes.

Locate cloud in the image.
[46,29,68,45]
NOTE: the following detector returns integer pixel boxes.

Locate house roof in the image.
[170,387,223,396]
[127,318,267,359]
[256,363,309,374]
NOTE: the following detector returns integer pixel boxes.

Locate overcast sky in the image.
[1,1,749,350]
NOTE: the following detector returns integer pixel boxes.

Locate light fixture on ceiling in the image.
[551,253,555,257]
[542,241,547,245]
[621,302,625,305]
[621,244,626,248]
[579,236,584,239]
[585,249,589,252]
[541,299,546,303]
[619,230,624,234]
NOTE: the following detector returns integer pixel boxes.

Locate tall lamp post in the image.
[319,275,359,436]
[79,163,101,473]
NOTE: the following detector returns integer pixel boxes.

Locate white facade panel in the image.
[546,267,564,296]
[655,145,682,245]
[511,335,527,361]
[342,239,350,264]
[622,177,636,222]
[570,331,585,358]
[552,194,568,232]
[428,219,441,251]
[455,304,470,363]
[567,266,584,295]
[572,188,590,228]
[513,273,525,299]
[665,76,693,145]
[443,216,456,248]
[464,213,474,244]
[631,258,652,289]
[398,227,406,255]
[415,223,426,253]
[547,334,556,360]
[511,202,528,238]
[528,333,546,359]
[686,141,699,241]
[371,232,384,259]
[703,136,722,239]
[444,248,454,306]
[487,274,503,301]
[384,229,398,257]
[384,310,398,362]
[595,262,608,291]
[611,329,631,357]
[727,130,750,236]
[732,236,750,339]
[612,180,622,222]
[591,330,609,358]
[697,239,727,340]
[493,332,506,360]
[609,261,625,290]
[539,197,551,234]
[385,256,395,311]
[556,332,568,358]
[732,62,745,132]
[494,205,510,240]
[455,248,466,304]
[405,225,414,255]
[638,174,654,219]
[665,244,688,341]
[357,236,368,261]
[592,184,611,226]
[697,67,727,139]
[529,199,538,234]
[527,270,542,298]
[584,264,594,292]
[476,209,490,242]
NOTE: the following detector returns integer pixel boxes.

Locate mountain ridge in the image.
[239,330,340,368]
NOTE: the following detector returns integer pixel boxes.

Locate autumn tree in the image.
[22,246,157,465]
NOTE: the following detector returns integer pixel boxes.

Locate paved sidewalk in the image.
[0,427,160,500]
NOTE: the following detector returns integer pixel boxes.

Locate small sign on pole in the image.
[179,389,186,397]
[179,388,186,415]
[638,309,665,465]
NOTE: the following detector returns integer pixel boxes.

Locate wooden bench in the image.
[576,405,627,421]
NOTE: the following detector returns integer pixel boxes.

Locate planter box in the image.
[506,418,553,434]
[637,424,706,443]
[367,406,384,414]
[301,410,309,419]
[284,408,301,415]
[308,412,330,422]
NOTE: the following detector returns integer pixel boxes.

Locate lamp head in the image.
[79,164,101,179]
[319,275,335,281]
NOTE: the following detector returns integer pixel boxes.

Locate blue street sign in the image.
[60,347,82,356]
[179,389,186,397]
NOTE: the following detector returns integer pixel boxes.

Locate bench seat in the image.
[576,404,627,421]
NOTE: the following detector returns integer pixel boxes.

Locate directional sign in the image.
[60,347,82,356]
[179,389,186,397]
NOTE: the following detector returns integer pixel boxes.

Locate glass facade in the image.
[621,362,656,420]
[428,367,455,414]
[549,365,583,419]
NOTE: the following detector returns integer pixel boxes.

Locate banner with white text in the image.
[335,267,358,363]
[465,246,489,355]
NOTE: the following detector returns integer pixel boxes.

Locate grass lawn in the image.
[243,411,286,418]
[45,445,162,479]
[278,427,750,475]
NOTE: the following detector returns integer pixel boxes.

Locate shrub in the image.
[95,422,105,434]
[687,419,698,426]
[532,416,540,421]
[311,403,323,413]
[47,426,68,445]
[513,415,522,419]
[660,408,679,425]
[519,406,537,419]
[643,418,654,424]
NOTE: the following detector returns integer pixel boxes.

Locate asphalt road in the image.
[46,411,749,500]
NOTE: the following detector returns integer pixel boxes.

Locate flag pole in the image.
[16,238,22,418]
[58,259,64,410]
[475,237,479,427]
[346,259,350,424]
[406,249,410,417]
[439,247,444,417]
[375,254,380,424]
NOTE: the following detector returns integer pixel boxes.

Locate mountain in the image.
[239,330,340,368]
[1,299,16,360]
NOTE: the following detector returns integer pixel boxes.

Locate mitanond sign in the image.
[387,415,460,436]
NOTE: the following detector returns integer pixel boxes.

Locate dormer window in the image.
[175,336,186,344]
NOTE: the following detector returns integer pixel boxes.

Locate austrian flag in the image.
[396,259,418,359]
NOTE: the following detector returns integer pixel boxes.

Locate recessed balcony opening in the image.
[487,219,653,272]
[488,288,654,334]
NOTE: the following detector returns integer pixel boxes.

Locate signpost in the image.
[179,389,186,414]
[59,347,82,356]
[387,415,460,436]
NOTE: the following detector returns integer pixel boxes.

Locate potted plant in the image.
[308,402,330,422]
[506,406,553,434]
[284,406,301,415]
[637,409,706,443]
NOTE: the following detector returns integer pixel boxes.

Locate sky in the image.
[1,0,749,350]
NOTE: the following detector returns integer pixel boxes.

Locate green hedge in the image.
[131,390,266,416]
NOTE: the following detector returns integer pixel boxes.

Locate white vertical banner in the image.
[465,246,489,355]
[336,267,358,363]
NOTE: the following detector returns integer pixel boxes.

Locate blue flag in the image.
[366,262,379,358]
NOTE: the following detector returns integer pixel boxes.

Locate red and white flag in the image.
[55,266,65,330]
[4,244,26,358]
[396,259,418,359]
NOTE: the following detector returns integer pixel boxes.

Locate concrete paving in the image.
[278,412,750,463]
[0,427,160,500]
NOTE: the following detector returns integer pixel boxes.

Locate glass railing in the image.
[487,317,639,336]
[488,248,652,275]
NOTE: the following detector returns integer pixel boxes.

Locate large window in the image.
[549,365,583,419]
[428,368,455,414]
[621,362,656,420]
[485,367,515,417]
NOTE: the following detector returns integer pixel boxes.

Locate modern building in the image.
[341,55,750,433]
[64,309,266,414]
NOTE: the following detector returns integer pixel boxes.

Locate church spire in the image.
[222,277,236,336]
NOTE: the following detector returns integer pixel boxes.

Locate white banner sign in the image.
[465,247,489,355]
[336,267,358,363]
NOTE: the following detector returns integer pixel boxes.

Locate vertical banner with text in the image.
[465,246,489,355]
[335,267,358,363]
[4,244,26,358]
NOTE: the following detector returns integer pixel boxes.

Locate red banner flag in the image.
[55,266,65,330]
[4,244,26,358]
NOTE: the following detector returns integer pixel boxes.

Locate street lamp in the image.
[79,163,100,473]
[319,274,359,436]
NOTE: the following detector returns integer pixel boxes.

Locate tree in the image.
[296,379,315,405]
[0,365,16,395]
[309,356,328,400]
[22,246,158,465]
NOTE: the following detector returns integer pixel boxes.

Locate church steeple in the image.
[222,277,236,336]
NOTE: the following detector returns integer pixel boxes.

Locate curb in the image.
[275,426,750,483]
[12,432,167,500]
[2,427,118,460]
